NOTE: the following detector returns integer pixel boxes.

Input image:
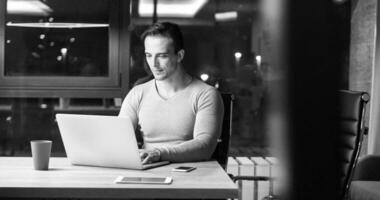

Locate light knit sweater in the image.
[118,78,224,162]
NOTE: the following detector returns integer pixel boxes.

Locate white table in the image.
[0,157,238,199]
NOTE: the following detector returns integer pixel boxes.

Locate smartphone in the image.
[114,176,172,184]
[172,166,196,172]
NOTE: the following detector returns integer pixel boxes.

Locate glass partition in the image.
[0,0,284,158]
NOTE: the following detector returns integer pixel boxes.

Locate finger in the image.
[140,151,148,158]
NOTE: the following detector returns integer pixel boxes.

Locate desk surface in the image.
[0,157,238,199]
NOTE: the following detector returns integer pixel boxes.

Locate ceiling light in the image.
[61,48,68,55]
[6,22,109,29]
[138,0,208,18]
[255,55,262,66]
[234,52,242,59]
[215,82,219,88]
[215,11,238,22]
[7,0,52,16]
[200,73,209,81]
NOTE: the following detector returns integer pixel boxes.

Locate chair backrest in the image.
[211,93,234,170]
[338,90,369,199]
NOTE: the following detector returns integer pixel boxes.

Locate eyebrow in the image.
[144,52,169,55]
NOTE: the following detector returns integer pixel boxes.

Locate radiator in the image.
[227,156,280,200]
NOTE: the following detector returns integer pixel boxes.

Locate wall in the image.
[350,0,377,154]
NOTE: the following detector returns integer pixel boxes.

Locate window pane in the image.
[5,0,110,77]
[129,0,268,154]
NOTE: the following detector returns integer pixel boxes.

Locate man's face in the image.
[144,35,183,81]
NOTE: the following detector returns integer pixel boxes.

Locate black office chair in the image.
[212,93,279,200]
[352,155,380,181]
[338,90,369,200]
[214,90,369,200]
[211,93,234,170]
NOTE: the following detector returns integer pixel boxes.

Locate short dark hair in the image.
[141,22,184,53]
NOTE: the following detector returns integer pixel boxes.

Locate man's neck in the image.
[155,70,192,99]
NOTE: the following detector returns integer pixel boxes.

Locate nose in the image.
[153,57,159,68]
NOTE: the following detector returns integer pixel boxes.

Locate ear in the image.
[177,49,185,63]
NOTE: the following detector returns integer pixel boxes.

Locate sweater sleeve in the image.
[118,87,140,130]
[157,88,224,162]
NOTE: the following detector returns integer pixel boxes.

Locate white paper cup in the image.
[30,140,52,170]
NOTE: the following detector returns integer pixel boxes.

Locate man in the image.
[119,22,224,164]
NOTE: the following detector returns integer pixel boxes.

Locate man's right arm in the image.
[118,87,140,130]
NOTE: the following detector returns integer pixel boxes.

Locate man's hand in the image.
[139,149,161,164]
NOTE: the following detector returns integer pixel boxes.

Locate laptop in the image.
[55,113,170,170]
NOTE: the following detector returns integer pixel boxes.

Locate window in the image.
[129,0,269,153]
[0,0,279,157]
[0,0,129,98]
